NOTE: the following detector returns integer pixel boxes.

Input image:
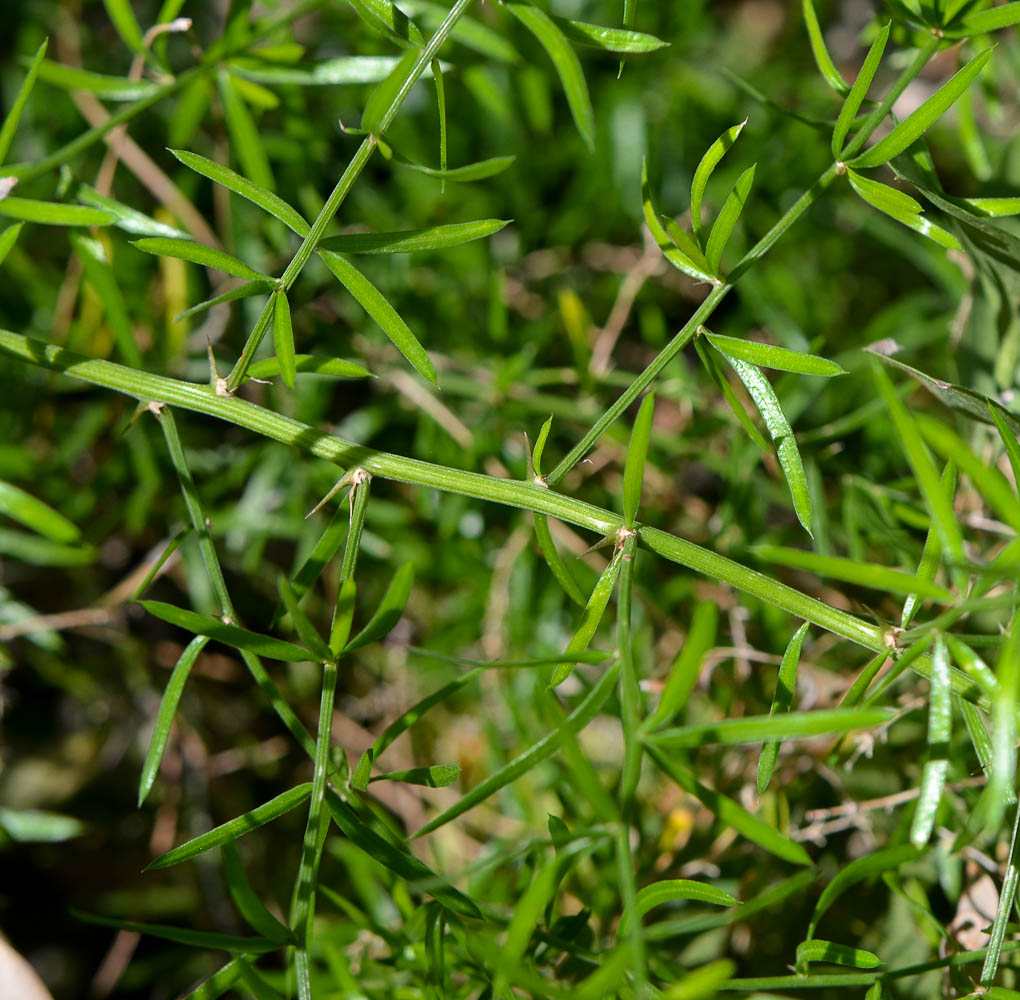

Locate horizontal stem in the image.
[1,327,891,657]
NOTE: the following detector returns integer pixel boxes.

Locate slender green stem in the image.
[618,535,642,814]
[546,283,730,486]
[0,330,906,662]
[340,474,371,583]
[614,823,646,992]
[224,0,476,390]
[548,160,840,487]
[155,407,316,758]
[292,659,339,999]
[839,35,941,161]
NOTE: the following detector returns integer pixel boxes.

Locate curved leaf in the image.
[619,879,739,938]
[78,184,191,239]
[344,562,414,653]
[848,169,960,249]
[691,120,746,244]
[0,198,116,226]
[832,23,889,158]
[246,354,373,380]
[505,2,595,151]
[910,634,951,847]
[0,480,80,542]
[797,939,882,969]
[553,17,668,53]
[703,330,844,376]
[71,910,278,954]
[272,290,296,389]
[623,393,654,527]
[757,622,810,794]
[705,163,756,275]
[802,0,850,94]
[642,159,715,283]
[0,39,47,164]
[35,61,158,101]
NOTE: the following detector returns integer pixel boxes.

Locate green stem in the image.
[224,0,476,390]
[547,161,840,487]
[0,329,900,660]
[614,822,646,992]
[618,535,642,814]
[839,35,941,161]
[155,407,316,758]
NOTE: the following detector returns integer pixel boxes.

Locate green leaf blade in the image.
[622,393,654,527]
[703,330,844,376]
[318,219,507,254]
[132,237,269,282]
[690,120,746,244]
[704,163,756,276]
[272,291,296,390]
[832,23,890,158]
[0,39,47,165]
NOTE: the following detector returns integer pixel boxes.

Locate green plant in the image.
[4,0,1020,997]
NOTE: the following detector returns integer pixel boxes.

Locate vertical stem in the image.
[618,535,642,813]
[156,408,315,757]
[292,472,371,998]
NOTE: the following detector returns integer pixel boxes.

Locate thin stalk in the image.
[224,0,476,390]
[155,407,316,758]
[618,534,642,814]
[839,35,941,161]
[547,161,840,487]
[614,823,646,992]
[0,330,903,661]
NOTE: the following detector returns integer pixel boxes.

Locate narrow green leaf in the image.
[532,415,553,478]
[808,844,922,938]
[802,0,850,94]
[277,575,330,661]
[872,363,968,571]
[319,249,436,384]
[963,196,1020,217]
[989,617,1020,833]
[326,790,481,918]
[71,233,142,366]
[910,634,951,847]
[551,545,625,686]
[132,237,269,281]
[915,412,1020,535]
[231,55,418,87]
[619,880,738,939]
[413,662,620,838]
[138,635,208,806]
[705,163,756,275]
[645,601,717,731]
[35,61,158,101]
[351,751,373,791]
[246,354,373,381]
[990,403,1020,495]
[348,0,425,48]
[959,2,1020,33]
[642,159,715,283]
[704,330,844,376]
[981,802,1020,984]
[902,462,954,628]
[647,747,812,865]
[695,338,771,452]
[553,17,668,53]
[70,909,278,953]
[344,562,414,653]
[170,149,310,236]
[217,69,274,190]
[650,706,895,749]
[329,578,357,659]
[369,764,460,786]
[178,959,242,1000]
[840,652,889,708]
[78,184,191,238]
[691,120,746,245]
[147,784,313,868]
[534,514,586,606]
[623,393,654,527]
[870,351,1020,437]
[493,858,559,995]
[0,222,22,266]
[391,150,516,181]
[140,600,314,662]
[319,219,508,255]
[504,2,595,151]
[0,528,94,566]
[0,480,80,542]
[0,39,47,165]
[271,291,296,390]
[832,23,890,158]
[222,841,295,945]
[720,353,812,534]
[946,634,998,700]
[797,939,882,969]
[175,281,272,323]
[757,623,809,794]
[753,545,953,600]
[959,696,993,772]
[102,0,145,53]
[847,169,961,249]
[0,198,116,226]
[849,48,993,169]
[363,46,420,136]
